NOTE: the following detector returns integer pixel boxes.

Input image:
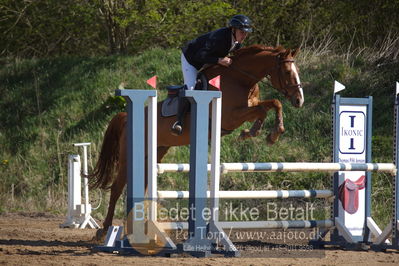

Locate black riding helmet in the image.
[229,14,253,33]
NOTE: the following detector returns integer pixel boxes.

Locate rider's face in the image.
[234,29,248,43]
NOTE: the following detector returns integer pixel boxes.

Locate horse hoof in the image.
[238,129,250,140]
[266,133,279,146]
[266,134,275,145]
[95,228,107,242]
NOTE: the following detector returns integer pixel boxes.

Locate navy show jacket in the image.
[182,27,241,70]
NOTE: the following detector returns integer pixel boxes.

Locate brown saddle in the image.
[338,175,366,214]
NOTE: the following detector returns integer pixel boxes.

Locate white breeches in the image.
[181,53,197,90]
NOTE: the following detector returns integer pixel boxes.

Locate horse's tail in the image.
[88,112,126,190]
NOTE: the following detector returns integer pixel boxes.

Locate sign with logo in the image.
[339,111,366,155]
[333,95,372,243]
[338,105,367,238]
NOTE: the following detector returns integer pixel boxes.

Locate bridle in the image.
[274,57,302,98]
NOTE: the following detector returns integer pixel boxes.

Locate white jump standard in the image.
[61,143,100,229]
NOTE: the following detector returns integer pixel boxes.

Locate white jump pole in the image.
[207,95,239,254]
[146,93,176,249]
[148,94,158,224]
[210,96,222,222]
[158,162,397,175]
[158,189,333,199]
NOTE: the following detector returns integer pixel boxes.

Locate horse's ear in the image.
[292,48,300,57]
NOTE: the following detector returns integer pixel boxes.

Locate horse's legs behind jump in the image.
[95,128,127,239]
[102,163,127,233]
[97,145,170,240]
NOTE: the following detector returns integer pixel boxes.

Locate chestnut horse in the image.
[89,45,304,237]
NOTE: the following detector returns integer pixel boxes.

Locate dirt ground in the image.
[1,213,399,266]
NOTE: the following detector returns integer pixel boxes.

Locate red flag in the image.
[209,75,221,90]
[146,75,157,89]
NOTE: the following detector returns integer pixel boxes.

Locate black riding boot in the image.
[171,96,190,136]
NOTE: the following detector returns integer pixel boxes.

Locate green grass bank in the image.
[0,47,398,227]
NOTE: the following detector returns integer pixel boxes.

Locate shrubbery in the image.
[1,0,398,58]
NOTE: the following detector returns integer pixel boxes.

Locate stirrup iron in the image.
[171,121,183,136]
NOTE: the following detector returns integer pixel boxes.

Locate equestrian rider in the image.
[171,14,253,136]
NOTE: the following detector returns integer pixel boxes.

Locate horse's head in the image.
[230,45,304,108]
[268,48,304,108]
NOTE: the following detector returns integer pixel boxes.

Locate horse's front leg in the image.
[235,99,285,145]
[264,99,285,145]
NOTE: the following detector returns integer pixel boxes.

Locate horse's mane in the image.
[232,45,286,58]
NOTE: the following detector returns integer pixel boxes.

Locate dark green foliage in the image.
[1,0,398,57]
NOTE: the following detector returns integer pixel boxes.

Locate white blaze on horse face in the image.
[291,63,304,101]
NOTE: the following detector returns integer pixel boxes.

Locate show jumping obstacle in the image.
[60,143,100,229]
[95,81,399,256]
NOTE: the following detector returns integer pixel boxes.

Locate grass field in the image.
[0,46,398,227]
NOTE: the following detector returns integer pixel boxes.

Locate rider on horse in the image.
[171,14,253,136]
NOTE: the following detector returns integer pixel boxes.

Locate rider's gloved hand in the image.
[218,57,232,67]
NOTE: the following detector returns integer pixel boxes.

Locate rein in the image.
[228,64,263,83]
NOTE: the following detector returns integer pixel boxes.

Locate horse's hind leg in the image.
[104,165,127,228]
[96,135,127,240]
[97,146,169,241]
[95,163,127,240]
